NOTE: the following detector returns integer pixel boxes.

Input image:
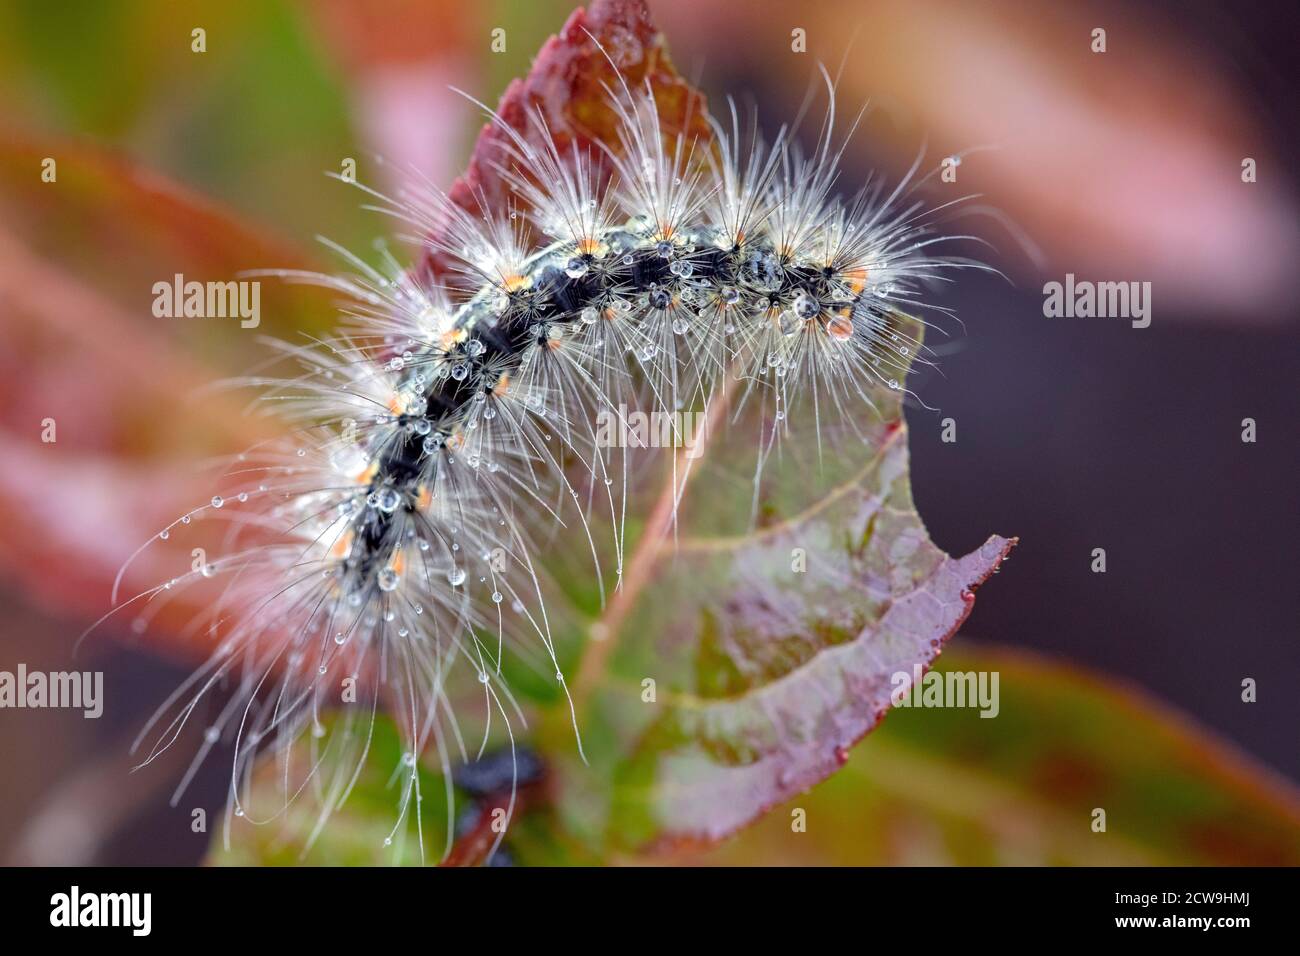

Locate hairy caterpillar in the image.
[99,56,986,863]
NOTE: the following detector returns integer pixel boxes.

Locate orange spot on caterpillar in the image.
[843,266,870,296]
[330,531,353,560]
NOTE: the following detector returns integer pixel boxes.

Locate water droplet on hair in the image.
[793,292,820,319]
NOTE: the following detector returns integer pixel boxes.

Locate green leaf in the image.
[210,717,454,867]
[540,313,1013,853]
[690,646,1300,865]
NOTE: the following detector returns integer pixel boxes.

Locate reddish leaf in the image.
[416,0,712,282]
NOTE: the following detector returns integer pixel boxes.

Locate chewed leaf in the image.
[543,309,1015,852]
[613,528,1011,849]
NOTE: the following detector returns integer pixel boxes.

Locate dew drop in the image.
[793,291,820,319]
[827,316,854,341]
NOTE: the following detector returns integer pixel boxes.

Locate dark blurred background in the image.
[0,0,1295,864]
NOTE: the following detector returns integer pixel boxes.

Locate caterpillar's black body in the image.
[346,226,875,598]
